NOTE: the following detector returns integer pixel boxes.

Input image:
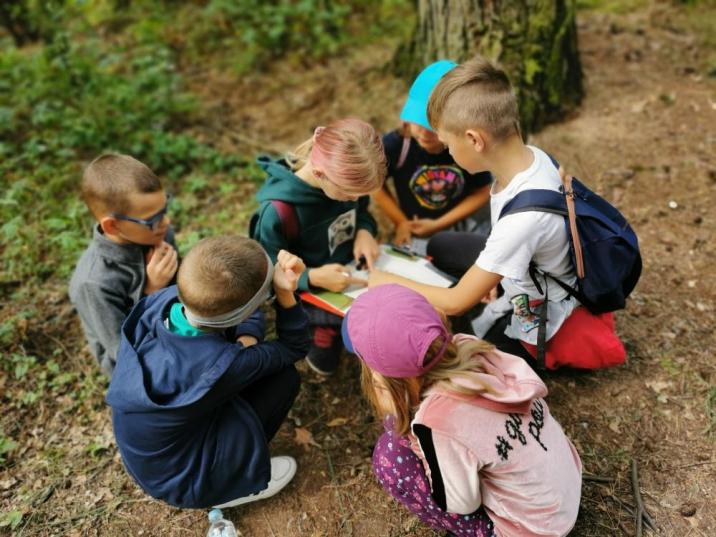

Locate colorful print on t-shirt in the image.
[409,165,465,210]
[510,293,543,333]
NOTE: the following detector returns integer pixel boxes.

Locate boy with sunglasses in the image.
[69,153,179,376]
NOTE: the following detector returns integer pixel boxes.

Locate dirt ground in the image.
[2,2,715,536]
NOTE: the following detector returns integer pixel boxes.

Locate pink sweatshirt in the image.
[410,335,582,537]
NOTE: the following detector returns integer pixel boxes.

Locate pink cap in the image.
[341,284,450,378]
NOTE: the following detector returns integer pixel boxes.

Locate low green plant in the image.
[113,0,413,74]
[0,429,17,465]
[0,24,245,284]
[0,510,23,531]
[576,0,649,13]
[705,386,716,436]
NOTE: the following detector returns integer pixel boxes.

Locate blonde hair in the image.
[286,118,387,197]
[177,236,268,318]
[81,154,162,218]
[427,55,520,141]
[361,333,496,436]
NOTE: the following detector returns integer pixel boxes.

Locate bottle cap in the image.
[208,508,223,524]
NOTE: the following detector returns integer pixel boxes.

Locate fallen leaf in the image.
[294,427,320,449]
[646,380,672,393]
[631,99,648,113]
[327,418,348,427]
[608,419,621,433]
[0,477,17,490]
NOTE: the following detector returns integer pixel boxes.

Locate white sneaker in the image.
[213,456,297,509]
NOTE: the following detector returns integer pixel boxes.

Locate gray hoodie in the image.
[68,225,176,376]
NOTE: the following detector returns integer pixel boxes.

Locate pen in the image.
[389,244,417,259]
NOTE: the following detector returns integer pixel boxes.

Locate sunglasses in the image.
[113,194,172,231]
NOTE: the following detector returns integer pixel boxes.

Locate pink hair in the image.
[289,118,387,196]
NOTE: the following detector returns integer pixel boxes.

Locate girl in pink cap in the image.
[342,284,582,537]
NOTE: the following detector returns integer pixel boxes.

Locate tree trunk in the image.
[394,0,583,134]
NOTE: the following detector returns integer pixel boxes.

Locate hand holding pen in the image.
[308,263,368,292]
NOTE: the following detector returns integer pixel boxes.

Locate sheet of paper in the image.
[343,245,453,300]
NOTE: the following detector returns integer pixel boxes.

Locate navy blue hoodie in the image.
[106,286,310,508]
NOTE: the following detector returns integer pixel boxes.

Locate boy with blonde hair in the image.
[370,55,625,368]
[106,236,310,509]
[69,154,178,376]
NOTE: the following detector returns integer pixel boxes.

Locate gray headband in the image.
[184,252,274,329]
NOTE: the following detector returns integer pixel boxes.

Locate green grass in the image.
[680,1,716,74]
[0,0,412,288]
[705,387,716,436]
[576,0,650,14]
[0,15,247,286]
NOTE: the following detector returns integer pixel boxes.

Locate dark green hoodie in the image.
[251,157,377,291]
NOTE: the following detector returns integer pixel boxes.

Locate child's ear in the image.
[465,129,486,153]
[100,216,119,236]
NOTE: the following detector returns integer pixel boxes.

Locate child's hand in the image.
[481,286,498,304]
[237,335,258,347]
[272,250,305,308]
[144,241,178,295]
[408,218,440,237]
[394,220,412,246]
[353,229,379,270]
[308,264,365,292]
[273,250,305,293]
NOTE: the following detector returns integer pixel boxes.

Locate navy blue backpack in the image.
[498,161,641,315]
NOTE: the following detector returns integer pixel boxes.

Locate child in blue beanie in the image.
[373,60,492,267]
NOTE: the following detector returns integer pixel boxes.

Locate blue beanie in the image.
[400,60,457,132]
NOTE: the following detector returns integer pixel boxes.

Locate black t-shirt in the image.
[382,130,492,219]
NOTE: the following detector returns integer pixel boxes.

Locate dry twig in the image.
[631,459,645,537]
[605,495,658,533]
[583,474,614,483]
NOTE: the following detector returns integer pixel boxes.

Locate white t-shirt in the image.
[475,146,578,344]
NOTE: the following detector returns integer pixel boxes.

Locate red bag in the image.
[521,307,626,370]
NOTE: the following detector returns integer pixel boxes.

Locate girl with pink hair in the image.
[251,118,387,375]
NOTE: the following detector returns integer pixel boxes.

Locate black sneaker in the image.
[306,326,341,376]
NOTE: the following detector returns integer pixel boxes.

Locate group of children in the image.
[67,55,631,536]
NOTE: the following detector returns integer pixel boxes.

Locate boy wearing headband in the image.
[106,236,311,509]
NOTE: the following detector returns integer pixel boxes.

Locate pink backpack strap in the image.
[270,200,299,242]
[396,136,411,170]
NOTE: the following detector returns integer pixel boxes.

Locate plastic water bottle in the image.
[206,509,237,537]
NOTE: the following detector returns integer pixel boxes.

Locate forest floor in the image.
[1,2,715,536]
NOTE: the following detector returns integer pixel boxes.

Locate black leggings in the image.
[427,231,489,280]
[240,366,301,442]
[483,314,538,367]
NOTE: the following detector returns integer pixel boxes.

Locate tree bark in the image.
[394,0,583,133]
